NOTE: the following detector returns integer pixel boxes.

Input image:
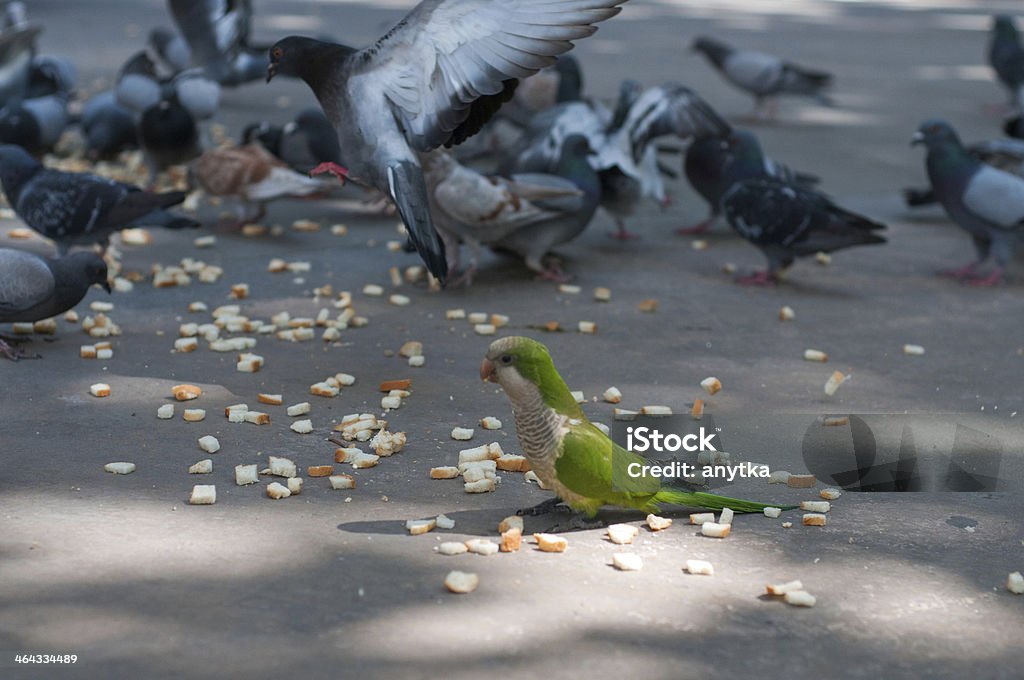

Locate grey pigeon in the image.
[510,81,730,238]
[241,108,341,173]
[168,0,269,86]
[0,144,198,253]
[912,119,1024,286]
[266,0,631,285]
[904,137,1024,207]
[81,90,138,161]
[149,27,192,74]
[682,129,818,234]
[26,54,76,99]
[721,177,886,285]
[493,134,601,281]
[421,146,586,284]
[0,1,40,106]
[138,95,201,185]
[692,36,832,119]
[0,92,70,154]
[115,51,163,113]
[988,15,1024,108]
[0,248,109,360]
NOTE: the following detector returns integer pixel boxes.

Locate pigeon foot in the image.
[965,268,1004,287]
[735,270,776,286]
[939,262,980,279]
[310,162,350,185]
[0,338,41,361]
[676,219,712,235]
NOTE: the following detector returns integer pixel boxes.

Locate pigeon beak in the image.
[101,280,112,294]
[480,358,497,383]
[910,131,925,147]
[266,64,277,83]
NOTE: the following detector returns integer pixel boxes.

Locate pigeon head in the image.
[56,252,111,295]
[993,15,1018,39]
[0,143,42,197]
[691,36,730,64]
[0,107,41,155]
[267,37,354,86]
[728,130,765,160]
[911,119,962,151]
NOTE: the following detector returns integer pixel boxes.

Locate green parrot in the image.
[481,335,793,517]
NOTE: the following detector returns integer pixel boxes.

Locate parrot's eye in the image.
[500,354,513,365]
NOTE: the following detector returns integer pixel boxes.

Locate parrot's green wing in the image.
[554,421,663,515]
[554,419,796,516]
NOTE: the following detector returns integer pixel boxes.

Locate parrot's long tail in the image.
[654,489,797,514]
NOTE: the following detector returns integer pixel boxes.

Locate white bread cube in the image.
[612,553,643,571]
[719,508,734,525]
[444,570,479,594]
[329,474,355,489]
[763,507,783,518]
[489,314,509,327]
[701,377,721,395]
[370,430,406,456]
[157,404,175,419]
[903,344,925,356]
[435,514,455,530]
[607,523,639,544]
[577,321,596,334]
[803,349,828,362]
[235,464,258,485]
[174,337,198,352]
[257,393,283,406]
[189,485,216,505]
[646,514,673,531]
[500,527,522,552]
[380,395,401,410]
[80,345,97,359]
[465,539,499,555]
[458,459,497,476]
[445,308,466,320]
[640,405,672,416]
[802,513,828,526]
[242,410,270,425]
[784,590,817,607]
[437,542,468,555]
[467,312,487,324]
[594,286,612,301]
[480,416,502,430]
[474,323,496,335]
[602,387,622,403]
[1008,572,1024,594]
[183,408,206,422]
[90,383,111,398]
[800,501,831,513]
[766,580,804,596]
[685,559,715,576]
[286,402,311,417]
[189,459,213,474]
[290,419,313,434]
[266,482,291,499]
[268,456,297,478]
[533,533,568,552]
[820,488,842,500]
[613,408,637,421]
[496,455,529,473]
[691,398,705,420]
[779,305,795,321]
[463,479,496,493]
[287,478,303,495]
[104,462,136,474]
[430,466,460,479]
[389,294,410,306]
[362,284,384,296]
[350,452,380,469]
[787,474,817,488]
[768,470,791,484]
[197,435,220,453]
[701,522,731,538]
[406,518,437,535]
[689,512,716,525]
[450,427,476,442]
[824,370,847,396]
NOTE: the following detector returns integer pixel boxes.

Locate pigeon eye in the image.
[272,47,283,60]
[500,354,513,365]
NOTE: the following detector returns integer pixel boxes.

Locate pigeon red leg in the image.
[676,217,714,235]
[607,218,641,241]
[309,162,350,185]
[939,261,981,279]
[965,267,1005,287]
[735,270,775,286]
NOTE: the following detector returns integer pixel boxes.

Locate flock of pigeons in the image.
[1,0,1024,360]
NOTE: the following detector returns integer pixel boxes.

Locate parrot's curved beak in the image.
[266,63,277,83]
[480,357,497,383]
[910,131,924,147]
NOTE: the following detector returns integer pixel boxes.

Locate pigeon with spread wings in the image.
[266,0,631,285]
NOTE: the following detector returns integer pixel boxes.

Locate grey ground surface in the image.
[2,1,1023,678]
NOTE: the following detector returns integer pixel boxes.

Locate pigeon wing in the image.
[0,249,54,315]
[359,0,628,151]
[962,164,1024,229]
[15,171,128,239]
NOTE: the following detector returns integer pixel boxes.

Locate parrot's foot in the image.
[735,270,776,286]
[675,219,712,236]
[939,262,980,279]
[516,497,569,517]
[0,338,41,361]
[965,267,1005,287]
[309,162,350,185]
[545,515,605,533]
